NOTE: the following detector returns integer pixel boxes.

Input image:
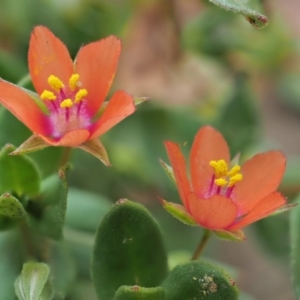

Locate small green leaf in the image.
[162,260,239,299]
[114,286,165,300]
[159,159,176,184]
[208,0,268,28]
[159,198,198,226]
[92,199,168,300]
[31,165,69,239]
[14,262,53,300]
[0,144,40,197]
[0,193,26,230]
[213,229,246,242]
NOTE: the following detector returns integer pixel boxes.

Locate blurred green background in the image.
[1,0,300,299]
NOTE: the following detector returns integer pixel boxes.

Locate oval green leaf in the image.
[92,199,168,300]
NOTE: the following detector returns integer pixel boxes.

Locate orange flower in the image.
[161,126,287,237]
[0,26,136,164]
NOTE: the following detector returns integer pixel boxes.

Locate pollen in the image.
[75,89,88,103]
[214,178,228,187]
[48,75,64,91]
[60,99,73,108]
[40,90,56,101]
[69,74,80,91]
[227,165,241,177]
[228,174,243,187]
[209,160,228,178]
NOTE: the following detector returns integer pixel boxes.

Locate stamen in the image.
[228,174,243,187]
[209,159,228,178]
[214,178,228,187]
[75,89,88,103]
[227,165,241,177]
[60,99,73,108]
[40,90,56,101]
[48,75,64,91]
[69,74,80,91]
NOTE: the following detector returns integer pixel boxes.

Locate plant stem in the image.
[59,147,72,167]
[191,229,212,260]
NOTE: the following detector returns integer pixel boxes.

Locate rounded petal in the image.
[190,126,230,198]
[89,90,135,139]
[75,36,121,115]
[0,79,49,135]
[228,192,286,231]
[40,129,90,147]
[188,193,238,229]
[234,151,286,215]
[28,26,73,95]
[164,141,191,210]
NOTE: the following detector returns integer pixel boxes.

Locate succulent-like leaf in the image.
[162,261,239,299]
[14,262,53,300]
[0,144,40,197]
[92,199,168,300]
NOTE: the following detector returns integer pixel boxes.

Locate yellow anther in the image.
[60,99,73,108]
[228,174,243,187]
[209,159,228,178]
[40,90,56,101]
[214,178,228,187]
[69,74,80,91]
[48,75,64,91]
[227,165,241,177]
[75,89,88,103]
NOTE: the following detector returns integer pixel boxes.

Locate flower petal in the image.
[234,151,286,215]
[164,141,191,210]
[28,26,73,95]
[76,138,111,166]
[89,90,135,139]
[190,126,230,198]
[0,79,49,135]
[40,129,90,147]
[75,36,121,115]
[227,192,286,230]
[188,193,238,229]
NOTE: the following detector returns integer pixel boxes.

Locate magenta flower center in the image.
[40,74,91,138]
[207,159,243,198]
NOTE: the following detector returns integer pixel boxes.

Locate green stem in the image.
[191,229,212,260]
[59,147,72,167]
[17,74,31,87]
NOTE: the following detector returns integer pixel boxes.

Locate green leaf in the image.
[208,0,268,28]
[31,165,69,240]
[92,199,168,300]
[0,193,27,230]
[158,198,198,226]
[114,286,165,300]
[162,260,239,299]
[290,195,300,297]
[0,144,40,197]
[66,188,112,232]
[14,262,53,300]
[159,159,176,184]
[213,229,245,242]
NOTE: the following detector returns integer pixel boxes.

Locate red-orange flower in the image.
[0,26,136,164]
[161,126,287,236]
